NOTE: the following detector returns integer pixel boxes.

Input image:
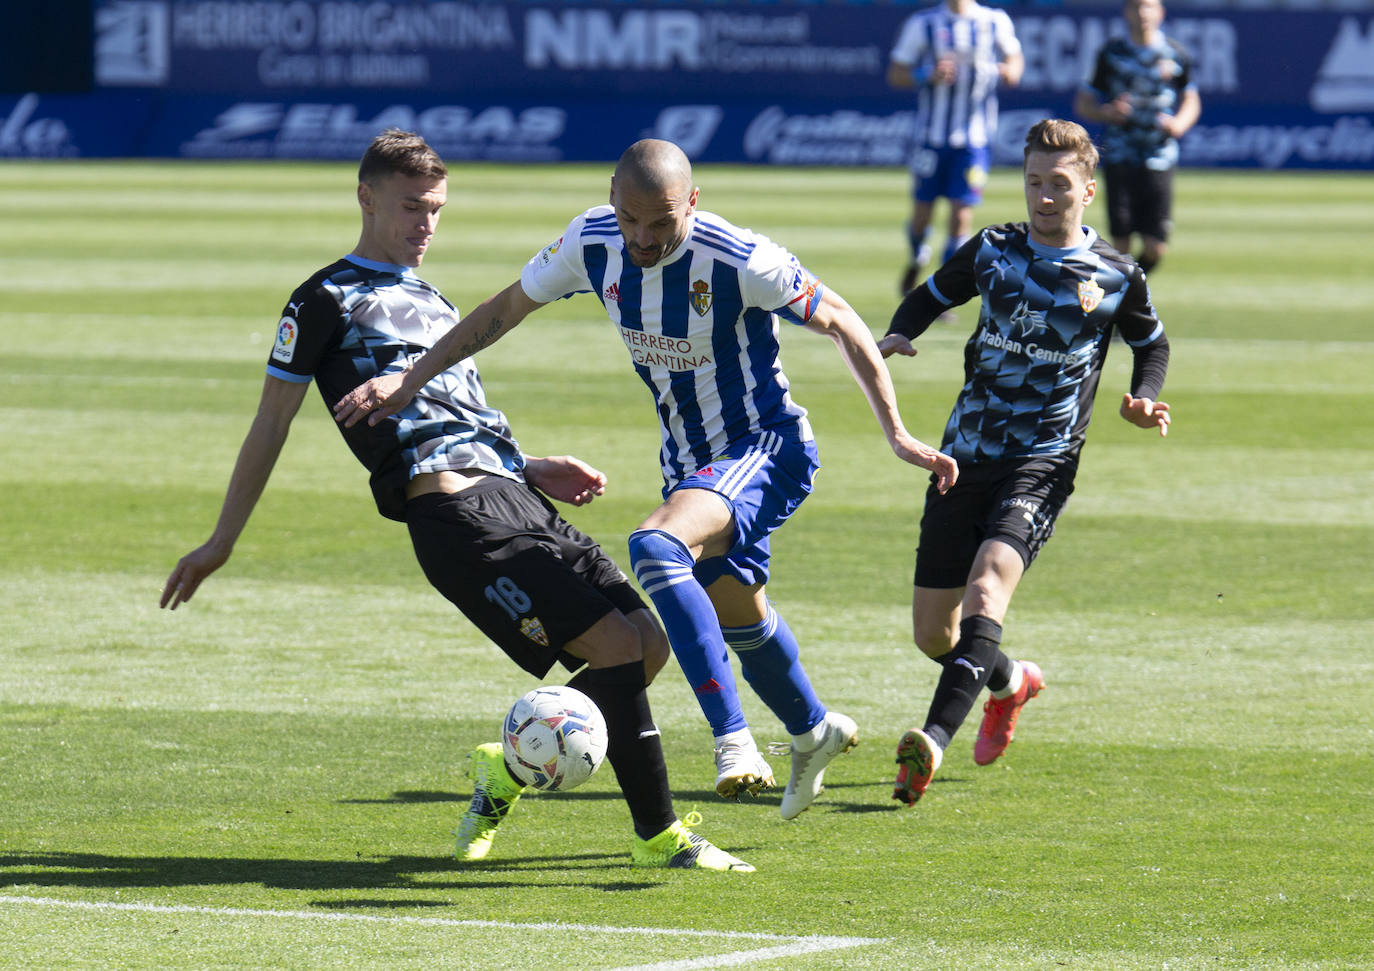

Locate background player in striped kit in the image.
[1075,0,1201,275]
[162,129,753,872]
[335,139,958,821]
[878,119,1171,806]
[888,0,1023,297]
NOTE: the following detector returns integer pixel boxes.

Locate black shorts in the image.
[405,477,647,678]
[1104,163,1174,242]
[913,455,1077,589]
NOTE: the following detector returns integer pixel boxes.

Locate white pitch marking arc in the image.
[0,895,881,969]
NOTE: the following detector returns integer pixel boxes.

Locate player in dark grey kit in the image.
[1074,0,1201,275]
[159,129,752,872]
[879,119,1172,805]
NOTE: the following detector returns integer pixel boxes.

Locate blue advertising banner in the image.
[3,2,1371,169]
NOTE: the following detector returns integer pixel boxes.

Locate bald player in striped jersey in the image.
[336,139,958,822]
[888,0,1023,296]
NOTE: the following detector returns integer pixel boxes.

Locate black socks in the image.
[567,660,675,840]
[923,615,1013,749]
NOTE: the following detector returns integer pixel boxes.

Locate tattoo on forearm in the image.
[453,317,504,363]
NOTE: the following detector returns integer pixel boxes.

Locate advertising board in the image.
[3,2,1370,169]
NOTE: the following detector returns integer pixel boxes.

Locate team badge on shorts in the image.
[690,279,712,316]
[520,617,549,647]
[1078,280,1105,314]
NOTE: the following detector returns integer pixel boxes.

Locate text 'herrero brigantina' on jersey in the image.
[619,327,714,370]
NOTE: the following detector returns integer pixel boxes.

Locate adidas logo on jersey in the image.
[604,282,621,303]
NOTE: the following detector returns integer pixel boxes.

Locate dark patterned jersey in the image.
[267,254,524,521]
[1083,34,1196,169]
[920,223,1165,463]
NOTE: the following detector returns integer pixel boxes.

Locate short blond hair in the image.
[1024,119,1099,179]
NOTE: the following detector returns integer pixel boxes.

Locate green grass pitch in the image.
[1,159,1372,969]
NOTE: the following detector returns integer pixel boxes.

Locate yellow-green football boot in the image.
[454,743,525,861]
[631,813,754,872]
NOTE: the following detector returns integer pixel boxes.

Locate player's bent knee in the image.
[626,609,671,683]
[912,587,961,657]
[963,575,1015,622]
[627,528,692,574]
[913,626,954,659]
[911,608,956,657]
[566,610,645,669]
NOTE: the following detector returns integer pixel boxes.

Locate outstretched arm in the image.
[161,375,310,609]
[333,279,543,428]
[523,454,607,507]
[804,288,958,493]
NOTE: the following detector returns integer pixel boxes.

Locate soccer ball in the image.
[502,685,608,791]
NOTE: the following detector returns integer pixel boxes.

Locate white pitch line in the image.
[605,936,881,971]
[0,895,880,968]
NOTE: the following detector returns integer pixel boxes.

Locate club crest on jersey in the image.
[271,317,297,363]
[1078,280,1105,314]
[519,617,549,647]
[690,279,712,316]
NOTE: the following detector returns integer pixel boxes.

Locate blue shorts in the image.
[911,144,990,206]
[670,432,820,588]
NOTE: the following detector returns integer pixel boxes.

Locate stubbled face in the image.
[610,176,698,267]
[356,172,446,267]
[1023,151,1096,248]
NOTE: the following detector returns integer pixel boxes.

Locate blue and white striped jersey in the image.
[269,254,524,521]
[520,207,823,488]
[890,2,1021,150]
